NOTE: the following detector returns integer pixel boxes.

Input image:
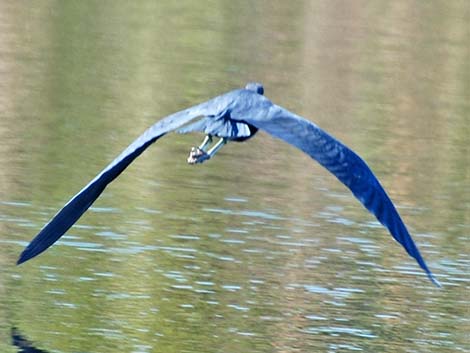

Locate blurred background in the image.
[0,1,468,352]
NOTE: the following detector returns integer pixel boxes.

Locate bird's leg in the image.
[198,135,213,151]
[187,136,227,164]
[206,137,227,158]
[187,135,212,164]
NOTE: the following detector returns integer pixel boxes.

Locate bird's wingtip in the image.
[16,251,30,266]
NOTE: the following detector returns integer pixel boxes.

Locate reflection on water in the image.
[12,328,49,353]
[1,1,469,353]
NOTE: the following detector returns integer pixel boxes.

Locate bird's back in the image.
[178,89,264,141]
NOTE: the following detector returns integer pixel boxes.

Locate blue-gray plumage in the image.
[17,82,440,287]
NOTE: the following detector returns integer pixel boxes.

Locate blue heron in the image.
[17,82,440,286]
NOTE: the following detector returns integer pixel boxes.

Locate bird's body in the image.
[17,83,439,287]
[178,88,262,141]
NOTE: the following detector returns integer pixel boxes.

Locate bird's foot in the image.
[187,147,211,164]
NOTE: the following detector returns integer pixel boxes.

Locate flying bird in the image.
[17,82,440,286]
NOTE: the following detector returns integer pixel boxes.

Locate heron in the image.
[17,82,440,287]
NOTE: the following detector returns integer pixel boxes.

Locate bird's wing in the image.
[17,100,215,265]
[241,103,440,286]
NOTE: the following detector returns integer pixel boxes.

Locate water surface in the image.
[0,1,468,352]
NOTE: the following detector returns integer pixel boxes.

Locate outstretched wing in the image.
[17,100,216,265]
[242,103,440,286]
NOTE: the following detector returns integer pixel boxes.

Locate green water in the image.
[0,1,468,352]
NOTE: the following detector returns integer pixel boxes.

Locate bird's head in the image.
[245,82,264,95]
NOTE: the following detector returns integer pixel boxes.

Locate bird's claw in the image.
[187,147,210,164]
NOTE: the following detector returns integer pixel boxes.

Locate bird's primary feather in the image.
[235,103,439,286]
[17,101,212,264]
